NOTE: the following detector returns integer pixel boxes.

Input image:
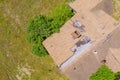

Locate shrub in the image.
[27,15,53,43]
[115,72,120,80]
[90,65,115,80]
[26,3,74,57]
[49,3,74,32]
[27,15,51,57]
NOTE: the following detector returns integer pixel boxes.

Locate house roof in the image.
[62,26,120,80]
[42,0,118,67]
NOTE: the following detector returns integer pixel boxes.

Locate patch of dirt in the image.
[4,6,21,25]
[16,64,35,80]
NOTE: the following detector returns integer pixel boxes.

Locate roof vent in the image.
[83,36,91,43]
[73,20,82,28]
[73,20,85,32]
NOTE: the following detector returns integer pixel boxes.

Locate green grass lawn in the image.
[112,0,120,20]
[1,0,120,80]
[0,0,70,80]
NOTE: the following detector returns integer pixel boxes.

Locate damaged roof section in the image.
[43,0,119,67]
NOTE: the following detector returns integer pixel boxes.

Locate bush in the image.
[49,4,74,32]
[115,72,120,80]
[26,4,74,57]
[27,15,51,57]
[90,65,115,80]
